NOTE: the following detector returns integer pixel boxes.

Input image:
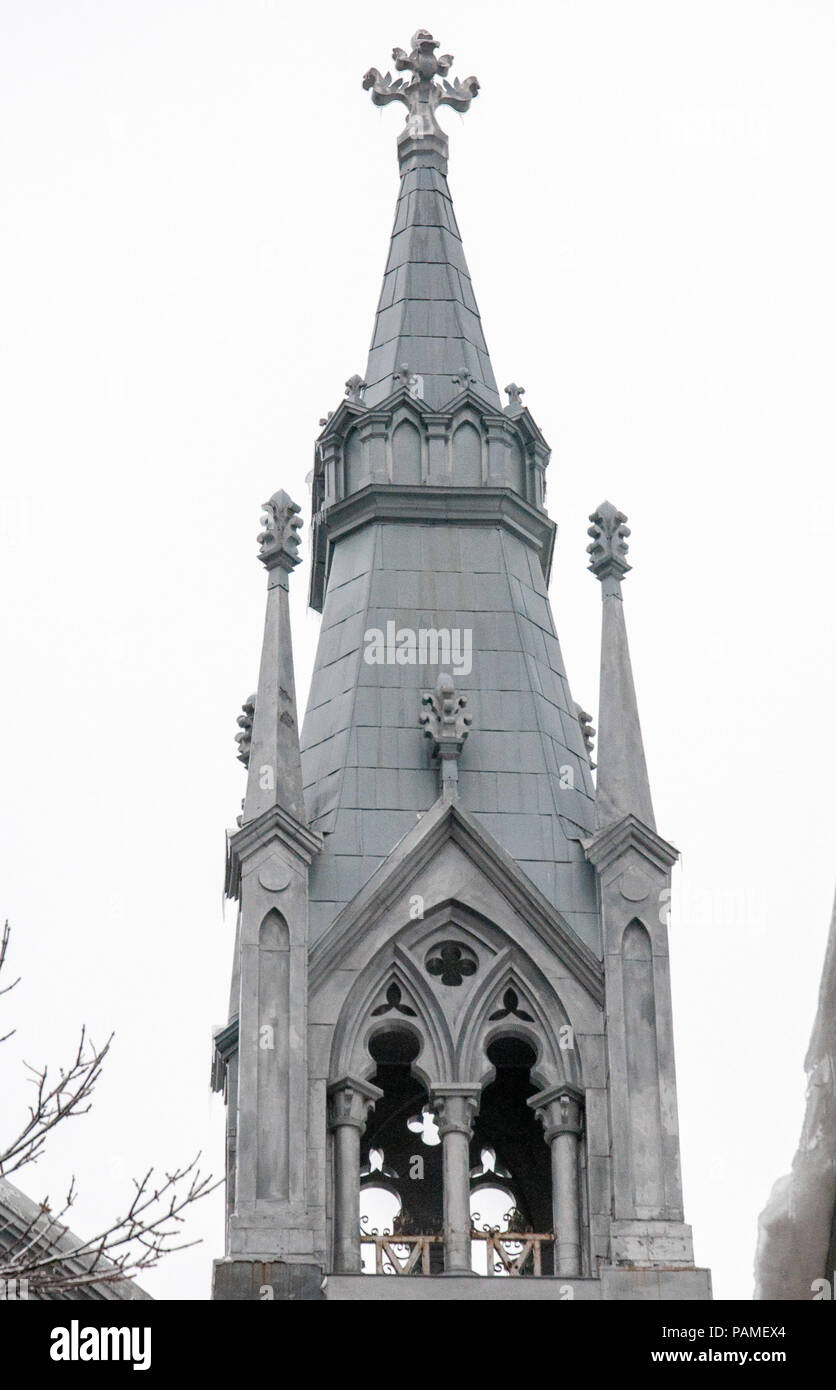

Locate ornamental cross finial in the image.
[420,672,472,802]
[257,490,303,573]
[587,500,632,583]
[363,30,480,147]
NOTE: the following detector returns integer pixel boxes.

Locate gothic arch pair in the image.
[329,906,583,1093]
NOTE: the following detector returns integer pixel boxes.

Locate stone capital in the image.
[326,1076,383,1133]
[430,1083,481,1138]
[528,1083,584,1140]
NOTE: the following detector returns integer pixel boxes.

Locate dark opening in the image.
[469,1035,554,1273]
[360,1028,444,1272]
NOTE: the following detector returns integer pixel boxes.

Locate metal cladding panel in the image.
[362,163,500,411]
[299,522,599,952]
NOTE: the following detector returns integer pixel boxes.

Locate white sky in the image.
[0,1,834,1300]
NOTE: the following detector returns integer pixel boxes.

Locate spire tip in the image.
[363,30,479,168]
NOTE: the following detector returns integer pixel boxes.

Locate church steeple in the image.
[212,31,710,1303]
[361,30,499,411]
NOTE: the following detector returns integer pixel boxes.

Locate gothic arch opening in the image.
[359,1028,445,1274]
[469,1036,554,1274]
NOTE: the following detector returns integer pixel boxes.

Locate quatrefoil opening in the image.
[425,940,478,987]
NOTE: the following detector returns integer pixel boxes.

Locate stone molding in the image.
[584,813,678,876]
[308,799,603,1006]
[225,806,323,900]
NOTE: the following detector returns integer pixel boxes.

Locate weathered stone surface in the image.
[212,1259,325,1301]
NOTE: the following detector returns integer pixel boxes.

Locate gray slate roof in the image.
[363,162,501,411]
[299,520,599,953]
[0,1178,153,1300]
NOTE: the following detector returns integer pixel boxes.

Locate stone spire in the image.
[587,501,655,831]
[240,491,306,826]
[361,30,500,411]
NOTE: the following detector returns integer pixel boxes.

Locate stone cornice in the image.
[225,805,323,899]
[310,483,555,611]
[583,813,678,875]
[317,384,546,448]
[308,800,604,1006]
[211,1016,239,1092]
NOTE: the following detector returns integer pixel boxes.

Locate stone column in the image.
[431,1083,480,1276]
[529,1084,584,1277]
[327,1076,383,1274]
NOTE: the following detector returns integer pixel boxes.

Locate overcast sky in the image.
[1,1,834,1300]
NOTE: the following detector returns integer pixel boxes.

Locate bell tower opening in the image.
[359,1028,445,1274]
[470,1037,555,1275]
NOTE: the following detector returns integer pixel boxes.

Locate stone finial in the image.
[420,673,472,801]
[587,500,632,582]
[575,704,597,769]
[235,694,256,767]
[257,490,303,572]
[392,362,424,399]
[452,370,477,392]
[363,30,479,144]
[344,374,367,404]
[504,383,525,405]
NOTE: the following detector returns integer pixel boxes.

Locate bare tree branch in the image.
[0,923,220,1296]
[0,1026,113,1178]
[0,921,20,1045]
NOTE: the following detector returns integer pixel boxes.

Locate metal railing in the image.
[359,1227,555,1276]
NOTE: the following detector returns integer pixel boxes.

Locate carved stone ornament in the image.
[425,941,478,987]
[370,982,417,1018]
[363,29,479,141]
[234,694,256,767]
[488,987,534,1023]
[344,374,367,404]
[587,500,631,581]
[257,490,303,571]
[575,703,597,768]
[419,672,472,764]
[392,362,424,399]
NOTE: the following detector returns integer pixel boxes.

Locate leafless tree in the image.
[0,921,219,1296]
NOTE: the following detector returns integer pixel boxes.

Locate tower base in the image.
[211,1260,711,1301]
